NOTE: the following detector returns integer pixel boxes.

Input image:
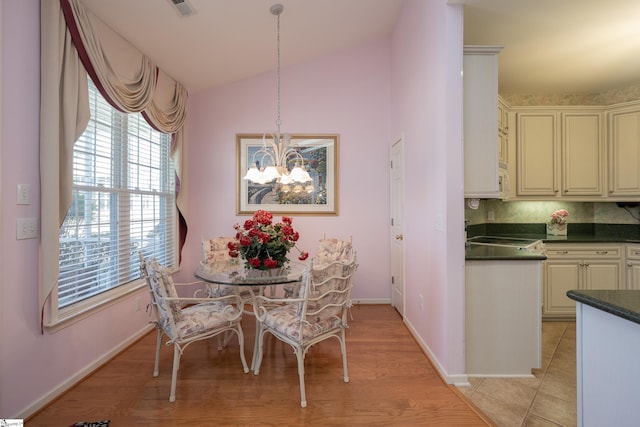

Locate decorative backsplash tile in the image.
[465,200,640,226]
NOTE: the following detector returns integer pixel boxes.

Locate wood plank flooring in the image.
[27,305,491,426]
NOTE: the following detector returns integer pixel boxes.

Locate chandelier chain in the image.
[275,6,282,137]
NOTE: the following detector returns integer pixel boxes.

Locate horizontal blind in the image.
[58,80,176,308]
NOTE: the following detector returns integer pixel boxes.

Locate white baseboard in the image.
[403,316,469,385]
[18,324,154,420]
[351,298,391,305]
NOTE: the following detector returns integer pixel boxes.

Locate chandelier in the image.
[242,4,313,189]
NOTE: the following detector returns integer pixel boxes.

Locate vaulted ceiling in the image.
[82,0,640,96]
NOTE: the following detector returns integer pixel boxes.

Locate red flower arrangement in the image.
[228,210,309,270]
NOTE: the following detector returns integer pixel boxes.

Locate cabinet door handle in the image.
[584,263,590,267]
[596,251,608,255]
[634,251,640,256]
[556,251,569,255]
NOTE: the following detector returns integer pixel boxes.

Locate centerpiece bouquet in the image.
[228,210,309,270]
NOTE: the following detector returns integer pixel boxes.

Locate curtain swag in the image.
[39,0,190,328]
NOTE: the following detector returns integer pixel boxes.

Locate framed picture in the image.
[236,134,338,215]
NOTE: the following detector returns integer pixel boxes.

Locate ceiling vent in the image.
[168,0,196,17]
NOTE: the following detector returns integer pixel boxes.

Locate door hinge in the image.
[391,218,394,226]
[391,276,395,284]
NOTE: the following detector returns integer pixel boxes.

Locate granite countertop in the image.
[566,290,640,325]
[465,244,546,260]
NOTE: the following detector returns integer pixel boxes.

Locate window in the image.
[57,80,177,316]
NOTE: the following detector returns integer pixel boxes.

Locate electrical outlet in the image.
[488,210,495,221]
[16,218,38,239]
[136,297,142,312]
[418,294,424,311]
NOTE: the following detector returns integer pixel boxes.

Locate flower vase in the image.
[547,223,567,236]
[246,266,286,278]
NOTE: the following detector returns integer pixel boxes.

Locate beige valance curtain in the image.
[39,0,189,317]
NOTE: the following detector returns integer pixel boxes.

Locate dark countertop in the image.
[465,223,640,260]
[465,244,546,260]
[567,290,640,325]
[468,222,640,244]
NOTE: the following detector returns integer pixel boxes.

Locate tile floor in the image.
[458,321,577,427]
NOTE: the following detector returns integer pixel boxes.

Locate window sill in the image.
[44,279,146,333]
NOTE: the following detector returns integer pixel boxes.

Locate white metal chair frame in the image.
[140,254,249,402]
[252,256,358,407]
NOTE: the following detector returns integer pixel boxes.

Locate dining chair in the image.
[252,253,358,407]
[201,237,265,306]
[283,236,353,298]
[139,253,249,402]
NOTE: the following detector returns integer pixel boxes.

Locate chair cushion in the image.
[262,305,342,341]
[315,238,353,267]
[173,301,240,339]
[202,237,238,273]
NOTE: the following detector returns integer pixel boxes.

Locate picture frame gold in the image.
[236,134,338,215]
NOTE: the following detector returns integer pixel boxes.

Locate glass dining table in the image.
[194,261,307,371]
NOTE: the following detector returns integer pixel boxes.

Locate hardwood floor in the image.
[27,305,491,426]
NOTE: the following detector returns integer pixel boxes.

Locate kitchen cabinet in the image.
[543,243,622,319]
[466,260,542,376]
[463,45,503,198]
[569,291,640,427]
[625,245,640,290]
[516,111,558,196]
[608,103,640,197]
[515,109,603,198]
[561,112,604,196]
[498,96,509,166]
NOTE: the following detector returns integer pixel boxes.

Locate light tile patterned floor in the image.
[458,321,576,427]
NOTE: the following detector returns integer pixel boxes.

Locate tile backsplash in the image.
[465,200,640,226]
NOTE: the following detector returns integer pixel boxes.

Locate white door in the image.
[390,137,405,316]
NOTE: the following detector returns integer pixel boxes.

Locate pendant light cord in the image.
[272,4,283,140]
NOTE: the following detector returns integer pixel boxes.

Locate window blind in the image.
[58,80,176,309]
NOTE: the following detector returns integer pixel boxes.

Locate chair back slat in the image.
[298,256,358,324]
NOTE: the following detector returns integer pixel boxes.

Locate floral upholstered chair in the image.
[201,237,264,307]
[139,253,249,402]
[283,236,353,298]
[252,251,358,407]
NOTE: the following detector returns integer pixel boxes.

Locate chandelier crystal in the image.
[242,4,313,188]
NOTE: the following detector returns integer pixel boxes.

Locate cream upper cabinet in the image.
[516,111,559,196]
[561,112,604,196]
[608,103,640,196]
[498,96,509,166]
[514,108,604,198]
[463,45,503,198]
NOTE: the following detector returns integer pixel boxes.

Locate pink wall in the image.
[390,0,466,380]
[174,38,393,303]
[1,1,152,417]
[0,0,467,418]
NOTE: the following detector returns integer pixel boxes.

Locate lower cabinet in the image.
[625,245,640,290]
[466,260,542,376]
[543,244,622,319]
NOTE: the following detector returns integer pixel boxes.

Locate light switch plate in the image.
[17,218,38,239]
[17,184,30,205]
